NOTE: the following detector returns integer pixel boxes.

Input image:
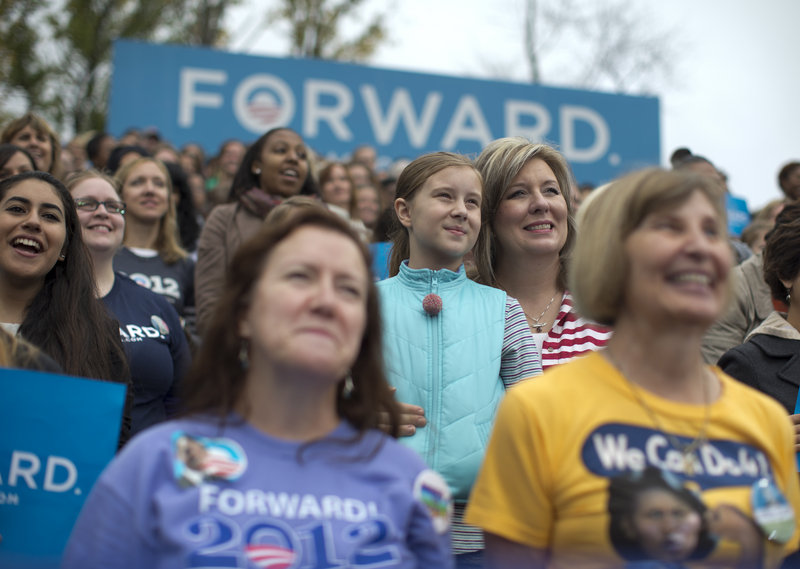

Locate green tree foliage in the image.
[170,0,241,47]
[47,0,196,133]
[269,0,387,61]
[1,0,239,134]
[0,0,51,109]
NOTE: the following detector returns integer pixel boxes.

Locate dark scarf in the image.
[238,187,283,219]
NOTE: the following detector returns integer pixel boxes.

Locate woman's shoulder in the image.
[203,202,262,241]
[204,202,239,223]
[716,366,793,417]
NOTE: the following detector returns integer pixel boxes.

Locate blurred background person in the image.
[204,139,245,211]
[354,183,383,234]
[777,161,800,201]
[86,131,116,172]
[347,159,375,189]
[164,162,202,256]
[105,144,149,175]
[1,112,61,177]
[0,144,36,181]
[719,202,800,419]
[351,143,377,173]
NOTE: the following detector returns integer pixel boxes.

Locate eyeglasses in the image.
[74,198,126,215]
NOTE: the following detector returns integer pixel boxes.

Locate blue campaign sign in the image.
[0,369,125,568]
[109,40,660,185]
[726,193,750,237]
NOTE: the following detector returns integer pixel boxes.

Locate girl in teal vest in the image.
[376,152,542,568]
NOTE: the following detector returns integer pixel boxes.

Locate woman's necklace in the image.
[605,350,712,476]
[523,295,555,333]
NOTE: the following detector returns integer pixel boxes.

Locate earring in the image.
[58,254,66,261]
[238,340,249,370]
[342,374,354,398]
[253,168,261,175]
[787,287,792,305]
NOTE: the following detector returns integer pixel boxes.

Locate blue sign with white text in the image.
[110,40,660,185]
[0,369,125,568]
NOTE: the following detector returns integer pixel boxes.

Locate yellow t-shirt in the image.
[465,351,800,568]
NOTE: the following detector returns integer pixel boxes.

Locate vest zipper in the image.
[428,272,440,470]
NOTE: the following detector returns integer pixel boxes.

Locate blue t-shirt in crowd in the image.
[103,273,191,435]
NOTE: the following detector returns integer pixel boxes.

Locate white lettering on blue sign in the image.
[177,67,613,162]
[1,451,78,492]
[179,68,226,127]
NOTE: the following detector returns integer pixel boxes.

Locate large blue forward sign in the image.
[110,40,660,185]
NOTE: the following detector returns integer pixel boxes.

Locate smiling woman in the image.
[466,168,800,568]
[113,157,195,332]
[0,171,132,445]
[67,171,191,436]
[194,127,318,334]
[474,137,611,369]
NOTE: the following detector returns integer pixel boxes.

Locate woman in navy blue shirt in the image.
[67,170,191,436]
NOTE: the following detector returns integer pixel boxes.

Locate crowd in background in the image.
[3,110,800,568]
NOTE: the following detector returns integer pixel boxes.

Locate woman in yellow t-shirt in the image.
[466,168,800,569]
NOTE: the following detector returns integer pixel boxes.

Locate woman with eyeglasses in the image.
[67,171,191,436]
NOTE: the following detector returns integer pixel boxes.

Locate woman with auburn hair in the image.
[1,112,61,176]
[467,168,800,568]
[473,137,611,370]
[63,207,453,568]
[113,157,195,327]
[195,127,316,334]
[0,171,131,443]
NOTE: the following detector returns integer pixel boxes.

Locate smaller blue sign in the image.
[726,194,750,237]
[0,369,126,568]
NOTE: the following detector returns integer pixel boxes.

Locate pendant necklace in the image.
[523,295,555,333]
[605,350,712,477]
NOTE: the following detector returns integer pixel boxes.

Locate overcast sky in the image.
[228,0,800,211]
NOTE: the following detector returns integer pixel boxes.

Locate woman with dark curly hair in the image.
[194,127,317,333]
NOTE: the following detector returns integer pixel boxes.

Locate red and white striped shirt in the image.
[539,291,612,369]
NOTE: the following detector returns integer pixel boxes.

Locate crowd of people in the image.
[2,111,800,568]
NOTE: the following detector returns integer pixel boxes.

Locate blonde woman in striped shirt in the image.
[473,137,611,369]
